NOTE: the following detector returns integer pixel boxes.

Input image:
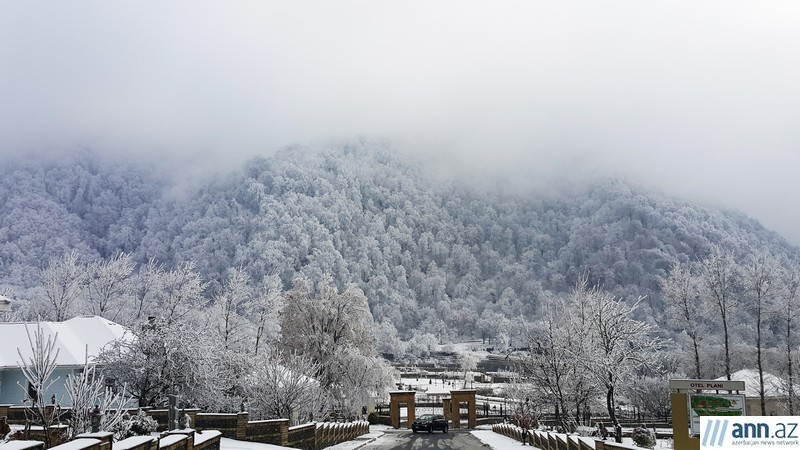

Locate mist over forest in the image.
[1,141,798,377]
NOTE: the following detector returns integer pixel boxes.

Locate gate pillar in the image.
[450,389,477,429]
[389,391,416,429]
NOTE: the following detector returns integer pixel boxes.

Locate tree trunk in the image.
[722,310,732,380]
[788,315,795,415]
[692,335,702,379]
[757,303,766,415]
[606,383,622,443]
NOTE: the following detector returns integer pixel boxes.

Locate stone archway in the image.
[389,391,416,429]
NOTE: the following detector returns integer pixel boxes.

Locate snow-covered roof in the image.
[715,369,787,397]
[0,316,128,370]
[0,294,11,312]
[425,386,450,396]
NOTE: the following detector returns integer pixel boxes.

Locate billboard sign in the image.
[690,393,746,435]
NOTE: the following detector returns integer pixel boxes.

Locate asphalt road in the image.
[358,429,493,450]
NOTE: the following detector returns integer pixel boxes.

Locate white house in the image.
[0,315,128,406]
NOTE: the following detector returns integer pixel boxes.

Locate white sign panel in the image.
[670,379,745,391]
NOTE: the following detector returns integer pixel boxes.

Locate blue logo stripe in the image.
[713,420,723,446]
[716,420,728,447]
[703,419,718,447]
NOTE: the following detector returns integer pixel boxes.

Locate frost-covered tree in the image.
[459,352,478,389]
[39,250,86,321]
[660,262,704,378]
[155,262,206,325]
[780,263,800,414]
[698,248,741,380]
[83,252,134,321]
[280,276,387,416]
[520,292,595,431]
[16,324,62,447]
[65,354,131,437]
[743,250,778,415]
[5,143,800,362]
[333,349,392,417]
[129,259,164,322]
[211,267,252,350]
[246,350,330,424]
[577,279,662,443]
[246,273,284,356]
[98,317,226,409]
[624,375,673,421]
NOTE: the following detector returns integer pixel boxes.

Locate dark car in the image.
[412,414,448,433]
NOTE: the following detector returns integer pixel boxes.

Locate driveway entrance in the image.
[389,390,477,429]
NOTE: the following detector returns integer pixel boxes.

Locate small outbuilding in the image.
[716,369,796,415]
[0,294,11,313]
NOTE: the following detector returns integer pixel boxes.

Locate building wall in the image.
[745,396,791,416]
[0,368,79,406]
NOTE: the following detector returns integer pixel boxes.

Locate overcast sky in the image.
[2,1,800,243]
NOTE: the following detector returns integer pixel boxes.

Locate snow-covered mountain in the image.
[0,142,797,343]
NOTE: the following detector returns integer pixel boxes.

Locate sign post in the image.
[669,379,746,450]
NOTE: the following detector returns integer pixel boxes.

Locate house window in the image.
[105,377,117,394]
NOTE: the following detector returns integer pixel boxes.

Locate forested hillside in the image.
[1,142,797,348]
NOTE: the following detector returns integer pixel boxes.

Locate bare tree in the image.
[743,250,778,415]
[504,379,545,444]
[698,248,741,380]
[661,262,704,378]
[622,375,673,422]
[40,251,86,321]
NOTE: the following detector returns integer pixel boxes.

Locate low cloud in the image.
[2,1,799,242]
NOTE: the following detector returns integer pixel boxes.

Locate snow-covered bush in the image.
[631,425,656,449]
[113,410,159,440]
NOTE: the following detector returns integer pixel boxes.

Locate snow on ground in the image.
[157,425,675,450]
[219,437,287,450]
[471,429,532,449]
[324,425,389,450]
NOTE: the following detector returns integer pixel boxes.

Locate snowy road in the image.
[356,429,496,450]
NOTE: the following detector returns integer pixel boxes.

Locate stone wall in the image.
[192,412,369,449]
[288,424,316,450]
[314,422,369,450]
[2,403,368,450]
